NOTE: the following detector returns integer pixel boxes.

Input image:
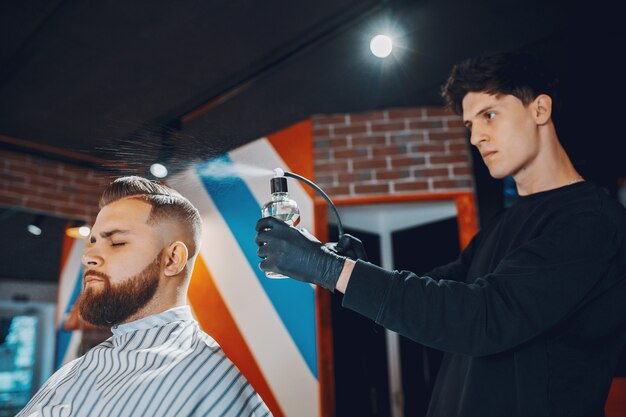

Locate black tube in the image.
[283,171,344,237]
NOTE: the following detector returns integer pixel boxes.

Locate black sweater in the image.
[342,182,626,417]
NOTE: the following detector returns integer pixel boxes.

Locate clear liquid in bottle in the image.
[261,173,300,279]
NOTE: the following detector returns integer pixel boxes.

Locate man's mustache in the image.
[83,270,111,283]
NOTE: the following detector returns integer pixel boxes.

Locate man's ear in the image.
[163,241,189,277]
[532,94,552,124]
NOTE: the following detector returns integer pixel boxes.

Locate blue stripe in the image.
[196,156,317,378]
[55,266,84,369]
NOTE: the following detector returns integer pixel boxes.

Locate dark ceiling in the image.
[2,0,624,179]
[1,0,625,284]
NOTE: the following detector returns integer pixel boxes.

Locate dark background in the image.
[1,1,624,286]
[1,0,624,178]
[329,217,461,416]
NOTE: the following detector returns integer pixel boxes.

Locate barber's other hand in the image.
[255,217,346,292]
[325,234,368,262]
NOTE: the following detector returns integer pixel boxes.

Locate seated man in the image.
[19,176,271,417]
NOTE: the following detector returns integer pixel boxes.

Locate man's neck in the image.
[120,295,186,325]
[514,137,582,196]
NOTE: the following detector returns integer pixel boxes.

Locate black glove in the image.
[255,216,346,292]
[325,233,368,262]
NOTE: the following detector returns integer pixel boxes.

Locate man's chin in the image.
[84,282,105,292]
[488,169,509,180]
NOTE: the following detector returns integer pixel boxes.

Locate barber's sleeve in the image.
[423,232,480,282]
[342,212,618,356]
[342,230,480,316]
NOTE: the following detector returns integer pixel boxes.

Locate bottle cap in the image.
[270,176,288,193]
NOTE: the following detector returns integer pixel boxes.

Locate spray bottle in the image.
[261,168,301,278]
[262,167,345,279]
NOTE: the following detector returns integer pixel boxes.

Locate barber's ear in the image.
[532,94,552,124]
[163,241,189,277]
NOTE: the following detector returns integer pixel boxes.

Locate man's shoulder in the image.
[191,328,237,364]
[538,184,626,255]
[195,329,222,352]
[572,183,626,231]
[535,182,625,226]
[481,183,626,248]
[186,330,257,390]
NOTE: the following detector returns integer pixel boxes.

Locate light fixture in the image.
[27,215,43,236]
[370,34,393,58]
[150,163,168,178]
[66,222,91,239]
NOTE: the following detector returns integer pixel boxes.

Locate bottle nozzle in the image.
[270,171,288,194]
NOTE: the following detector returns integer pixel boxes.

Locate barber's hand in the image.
[325,234,368,262]
[255,217,346,292]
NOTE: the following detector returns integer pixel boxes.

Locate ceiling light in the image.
[27,216,43,236]
[150,163,168,178]
[27,224,42,236]
[66,223,91,239]
[370,34,393,58]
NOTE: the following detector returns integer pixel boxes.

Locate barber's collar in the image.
[111,305,193,336]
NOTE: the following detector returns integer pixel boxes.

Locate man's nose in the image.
[470,129,487,147]
[81,248,103,267]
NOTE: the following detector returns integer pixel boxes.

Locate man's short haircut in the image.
[100,176,202,258]
[441,51,560,117]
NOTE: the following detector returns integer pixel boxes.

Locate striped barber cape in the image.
[17,306,272,417]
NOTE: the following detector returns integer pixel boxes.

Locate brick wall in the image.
[2,106,474,220]
[312,107,474,198]
[0,149,117,221]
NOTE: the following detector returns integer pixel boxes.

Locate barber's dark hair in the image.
[441,51,560,117]
[100,176,202,258]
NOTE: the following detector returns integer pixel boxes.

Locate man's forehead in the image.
[463,91,499,108]
[103,196,151,212]
[462,92,513,119]
[94,197,152,230]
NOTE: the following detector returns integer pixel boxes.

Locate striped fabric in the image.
[16,306,272,417]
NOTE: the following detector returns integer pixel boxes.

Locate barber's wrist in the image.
[335,259,356,294]
[316,247,346,292]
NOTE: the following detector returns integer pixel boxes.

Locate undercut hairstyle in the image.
[441,51,560,117]
[99,176,202,258]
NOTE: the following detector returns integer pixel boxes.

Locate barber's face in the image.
[79,198,165,326]
[462,92,541,180]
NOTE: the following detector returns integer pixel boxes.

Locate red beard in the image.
[79,251,162,326]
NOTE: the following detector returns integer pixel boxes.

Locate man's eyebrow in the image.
[89,229,130,243]
[463,105,496,128]
[100,229,130,238]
